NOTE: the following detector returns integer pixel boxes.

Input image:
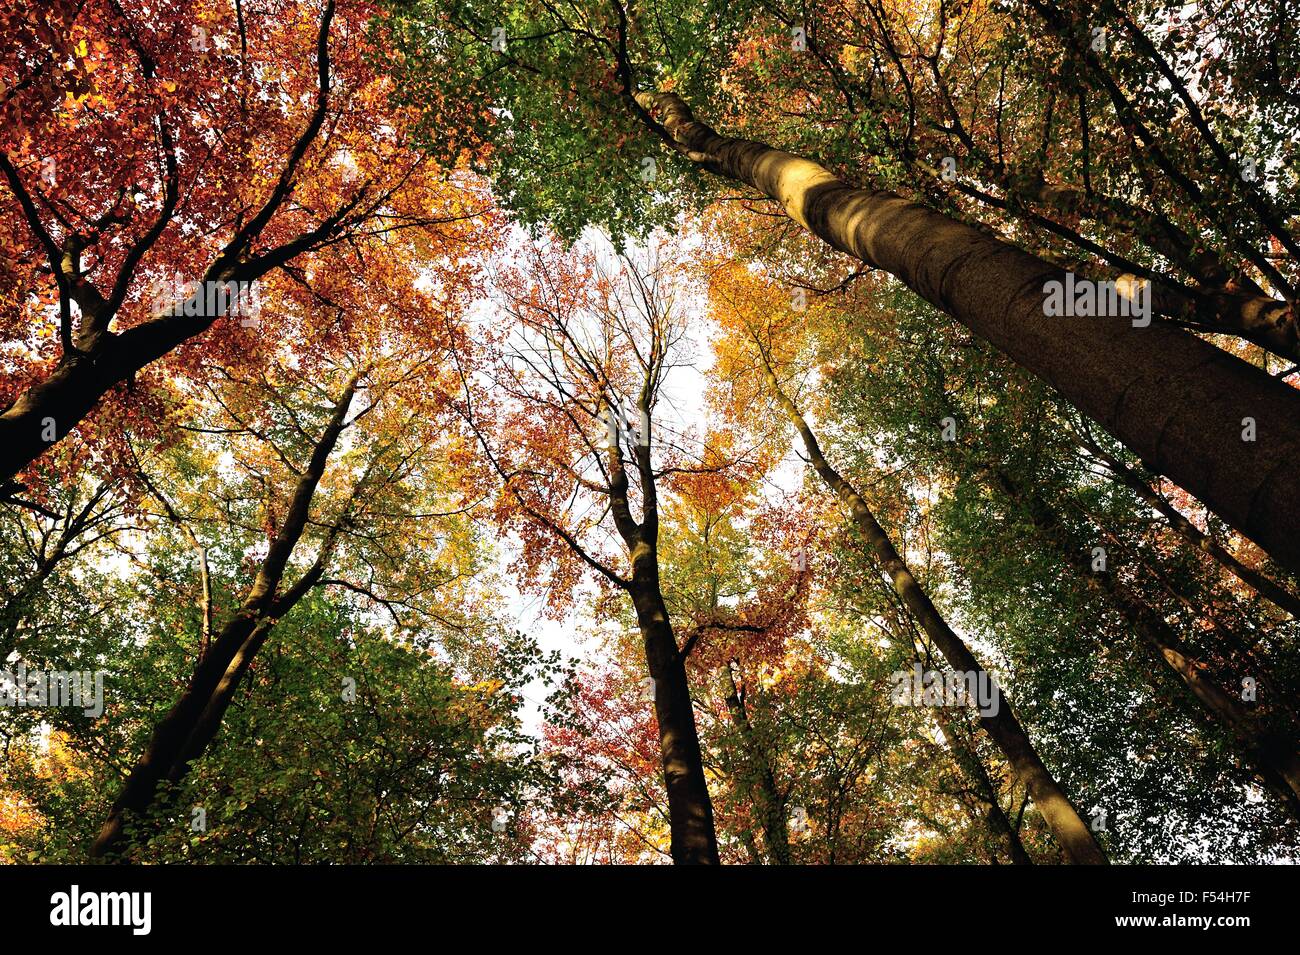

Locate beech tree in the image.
[5,0,1300,868]
[455,238,733,863]
[703,262,1104,862]
[727,260,1298,860]
[90,323,496,857]
[0,0,490,486]
[381,0,1300,581]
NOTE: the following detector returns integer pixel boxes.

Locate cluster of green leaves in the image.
[3,591,565,863]
[380,0,754,242]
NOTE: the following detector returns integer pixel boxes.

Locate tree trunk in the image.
[637,91,1300,580]
[628,563,721,865]
[0,320,205,485]
[89,612,264,858]
[756,357,1106,863]
[90,378,356,860]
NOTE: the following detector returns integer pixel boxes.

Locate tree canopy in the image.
[2,0,1299,866]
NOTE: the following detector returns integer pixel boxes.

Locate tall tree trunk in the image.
[628,557,721,865]
[985,468,1300,816]
[636,91,1300,580]
[90,377,357,860]
[722,664,790,864]
[90,612,265,859]
[755,355,1106,863]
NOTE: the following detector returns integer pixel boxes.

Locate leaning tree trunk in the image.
[90,612,268,859]
[636,91,1300,580]
[756,357,1106,864]
[90,378,357,860]
[928,682,1034,865]
[0,318,212,487]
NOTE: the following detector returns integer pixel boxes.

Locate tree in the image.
[88,321,495,856]
[457,237,731,862]
[380,0,1300,581]
[784,269,1298,859]
[704,262,1105,862]
[0,0,491,485]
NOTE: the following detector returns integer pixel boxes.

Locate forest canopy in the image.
[2,0,1299,866]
